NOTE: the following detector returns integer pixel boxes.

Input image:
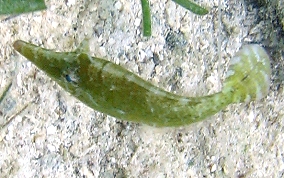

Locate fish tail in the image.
[222,44,271,103]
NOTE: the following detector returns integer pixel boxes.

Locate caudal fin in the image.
[222,44,271,103]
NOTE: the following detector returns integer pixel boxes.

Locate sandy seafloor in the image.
[0,0,284,177]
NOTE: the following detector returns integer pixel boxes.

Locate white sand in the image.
[0,0,283,177]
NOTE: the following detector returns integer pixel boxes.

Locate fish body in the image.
[13,40,271,127]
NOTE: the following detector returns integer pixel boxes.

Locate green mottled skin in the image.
[13,40,271,127]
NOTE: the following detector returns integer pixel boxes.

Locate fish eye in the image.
[65,74,72,82]
[64,72,79,84]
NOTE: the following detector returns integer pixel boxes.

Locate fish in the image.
[13,40,271,127]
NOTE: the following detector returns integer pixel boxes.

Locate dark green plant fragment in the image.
[141,0,151,36]
[0,82,12,103]
[140,0,208,36]
[0,0,46,15]
[172,0,208,15]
